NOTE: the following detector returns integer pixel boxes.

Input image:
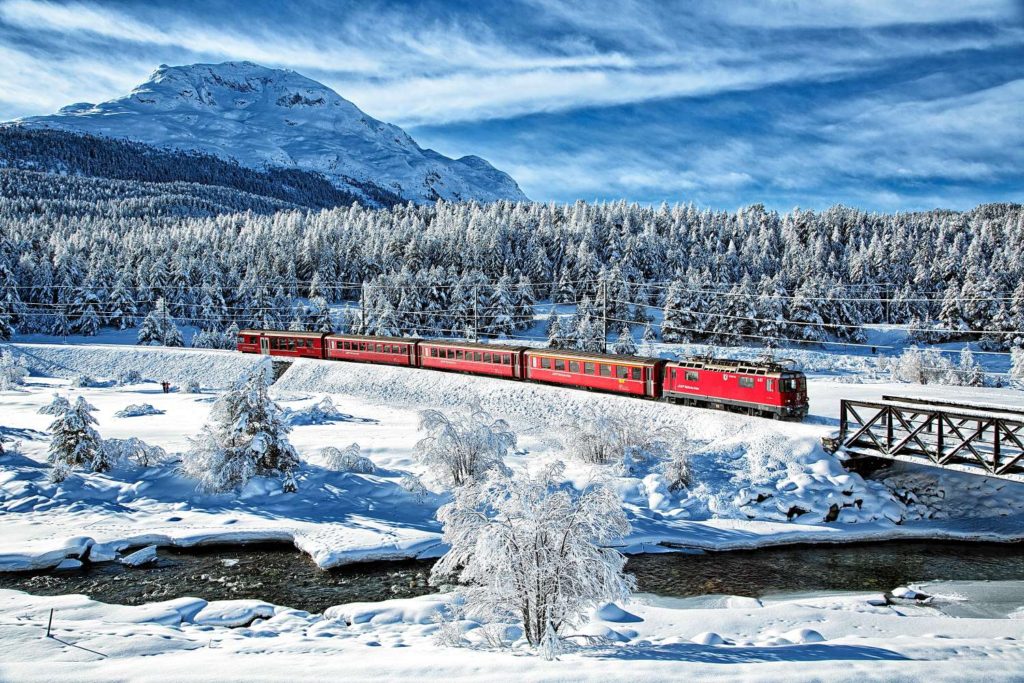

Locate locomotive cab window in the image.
[685,371,699,381]
[739,377,755,389]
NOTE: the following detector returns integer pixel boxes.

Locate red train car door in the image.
[259,336,270,355]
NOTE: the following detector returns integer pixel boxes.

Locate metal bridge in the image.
[827,395,1024,481]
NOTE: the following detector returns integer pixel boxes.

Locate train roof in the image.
[419,339,530,353]
[239,329,326,339]
[667,356,801,376]
[525,347,664,366]
[326,333,421,344]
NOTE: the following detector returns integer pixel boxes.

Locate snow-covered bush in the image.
[102,437,167,467]
[1012,348,1024,383]
[185,379,202,393]
[415,406,515,488]
[0,350,28,390]
[661,448,693,492]
[284,397,344,425]
[887,346,979,385]
[47,396,105,482]
[431,461,634,650]
[137,297,183,347]
[190,329,235,350]
[567,407,683,475]
[114,403,165,418]
[400,473,429,500]
[38,394,70,416]
[181,367,299,492]
[116,369,143,385]
[321,443,376,474]
[71,374,100,388]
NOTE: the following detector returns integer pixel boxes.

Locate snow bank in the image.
[3,587,1023,681]
[6,343,266,389]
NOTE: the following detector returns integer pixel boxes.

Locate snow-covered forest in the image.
[1,181,1021,352]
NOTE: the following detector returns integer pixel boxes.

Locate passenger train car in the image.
[237,329,809,420]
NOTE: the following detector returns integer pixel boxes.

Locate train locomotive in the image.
[237,329,809,420]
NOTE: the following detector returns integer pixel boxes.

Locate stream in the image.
[1,541,1023,615]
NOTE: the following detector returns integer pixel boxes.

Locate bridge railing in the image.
[834,396,1024,481]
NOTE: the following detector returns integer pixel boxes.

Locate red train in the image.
[237,329,809,420]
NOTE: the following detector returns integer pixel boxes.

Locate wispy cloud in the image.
[0,0,1020,209]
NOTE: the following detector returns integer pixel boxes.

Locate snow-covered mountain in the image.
[12,61,527,205]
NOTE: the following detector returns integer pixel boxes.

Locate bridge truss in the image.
[830,395,1024,481]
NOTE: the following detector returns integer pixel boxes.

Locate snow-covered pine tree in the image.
[956,346,985,387]
[0,349,28,390]
[431,461,634,649]
[47,396,104,481]
[486,275,516,339]
[545,309,562,349]
[137,297,183,346]
[182,366,299,492]
[71,287,102,336]
[612,325,637,355]
[309,296,334,333]
[661,281,696,343]
[105,275,137,330]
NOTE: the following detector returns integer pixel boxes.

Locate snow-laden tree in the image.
[956,346,985,387]
[545,308,562,349]
[321,443,376,474]
[611,325,637,355]
[137,297,184,347]
[566,407,682,474]
[431,461,634,650]
[1011,347,1024,383]
[38,394,71,415]
[0,349,28,390]
[415,406,515,488]
[47,396,105,481]
[181,367,299,492]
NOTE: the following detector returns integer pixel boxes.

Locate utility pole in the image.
[472,284,479,342]
[601,280,608,353]
[360,282,366,334]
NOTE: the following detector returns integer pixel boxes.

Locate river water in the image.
[1,541,1023,615]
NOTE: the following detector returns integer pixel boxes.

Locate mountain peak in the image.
[13,61,527,205]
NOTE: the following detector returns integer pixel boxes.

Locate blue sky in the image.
[1,0,1022,210]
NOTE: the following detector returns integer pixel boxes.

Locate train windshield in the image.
[780,377,806,392]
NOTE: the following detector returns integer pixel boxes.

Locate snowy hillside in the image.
[11,61,527,205]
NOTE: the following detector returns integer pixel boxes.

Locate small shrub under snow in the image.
[567,407,685,476]
[415,406,515,488]
[116,369,143,386]
[185,379,202,393]
[0,350,28,390]
[283,397,345,426]
[103,437,168,467]
[321,443,376,474]
[114,403,165,418]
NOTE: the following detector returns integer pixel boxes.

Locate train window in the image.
[739,377,755,389]
[631,368,641,380]
[502,354,511,365]
[766,380,774,392]
[482,353,490,363]
[569,361,580,373]
[470,352,479,362]
[375,344,383,353]
[584,362,595,374]
[781,378,795,392]
[685,371,699,382]
[456,350,464,360]
[430,348,438,357]
[600,365,611,377]
[555,359,566,371]
[616,366,628,379]
[541,357,551,369]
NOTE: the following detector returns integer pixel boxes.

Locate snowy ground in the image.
[2,341,1023,573]
[3,583,1024,681]
[2,341,1024,679]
